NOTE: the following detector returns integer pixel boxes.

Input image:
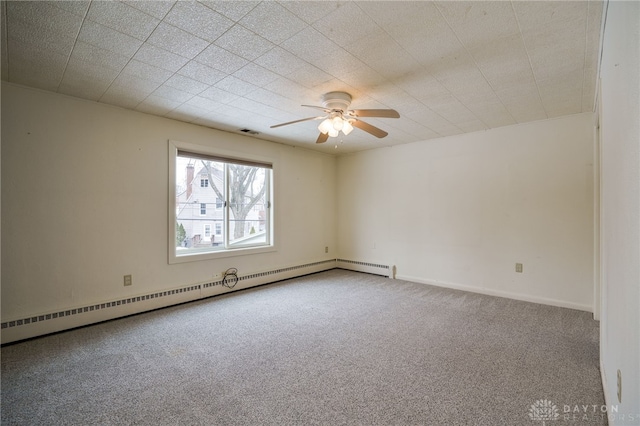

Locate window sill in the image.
[169,244,276,264]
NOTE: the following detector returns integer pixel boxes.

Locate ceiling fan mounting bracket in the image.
[322,91,352,112]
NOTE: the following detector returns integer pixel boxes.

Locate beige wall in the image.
[337,113,595,311]
[1,83,337,321]
[599,0,640,422]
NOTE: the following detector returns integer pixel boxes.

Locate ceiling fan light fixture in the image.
[342,120,354,135]
[318,118,333,134]
[332,116,344,131]
[320,116,353,137]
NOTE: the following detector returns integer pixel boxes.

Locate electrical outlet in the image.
[124,275,132,286]
[325,246,328,253]
[515,263,523,273]
[617,369,622,403]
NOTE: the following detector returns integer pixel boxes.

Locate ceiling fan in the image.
[270,92,400,144]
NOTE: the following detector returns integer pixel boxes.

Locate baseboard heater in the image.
[1,258,390,344]
[336,259,392,278]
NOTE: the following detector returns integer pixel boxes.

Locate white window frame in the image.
[169,140,276,264]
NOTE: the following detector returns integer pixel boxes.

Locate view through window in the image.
[173,149,272,259]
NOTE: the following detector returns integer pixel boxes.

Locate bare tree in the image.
[200,161,266,239]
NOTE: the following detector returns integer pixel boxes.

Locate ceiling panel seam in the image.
[580,1,590,112]
[510,0,549,120]
[54,3,88,94]
[2,1,8,81]
[97,2,178,110]
[433,1,519,127]
[355,2,465,135]
[425,2,491,130]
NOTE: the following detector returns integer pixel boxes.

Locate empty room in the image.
[1,1,638,425]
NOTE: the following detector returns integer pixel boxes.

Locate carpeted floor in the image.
[1,269,606,425]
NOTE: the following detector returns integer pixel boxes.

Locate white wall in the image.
[1,83,336,323]
[337,113,595,311]
[599,0,640,422]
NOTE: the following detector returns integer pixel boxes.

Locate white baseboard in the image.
[2,264,593,344]
[600,359,614,425]
[395,274,593,312]
[1,259,336,345]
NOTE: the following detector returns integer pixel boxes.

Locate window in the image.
[169,140,274,262]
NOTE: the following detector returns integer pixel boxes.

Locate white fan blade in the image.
[270,116,325,129]
[351,119,388,138]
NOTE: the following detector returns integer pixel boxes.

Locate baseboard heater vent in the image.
[336,259,391,277]
[1,260,337,334]
[201,259,337,289]
[1,285,201,331]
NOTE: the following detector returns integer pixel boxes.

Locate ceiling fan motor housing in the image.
[322,91,352,111]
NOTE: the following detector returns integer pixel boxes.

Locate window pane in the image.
[212,220,224,246]
[175,156,225,254]
[172,145,272,260]
[228,164,268,247]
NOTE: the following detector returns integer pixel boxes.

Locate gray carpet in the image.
[1,269,606,425]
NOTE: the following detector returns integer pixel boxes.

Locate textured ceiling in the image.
[1,1,603,154]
